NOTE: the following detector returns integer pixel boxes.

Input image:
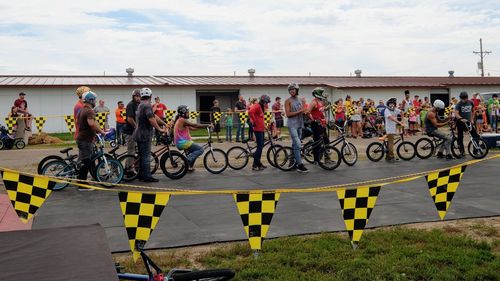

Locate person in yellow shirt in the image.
[115,101,126,145]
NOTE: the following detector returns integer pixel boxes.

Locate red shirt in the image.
[272,102,282,120]
[310,98,326,126]
[14,98,28,110]
[153,103,167,118]
[248,103,265,132]
[412,100,421,114]
[471,98,481,108]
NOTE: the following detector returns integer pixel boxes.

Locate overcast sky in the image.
[0,0,499,76]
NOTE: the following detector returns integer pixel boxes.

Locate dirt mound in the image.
[28,133,64,145]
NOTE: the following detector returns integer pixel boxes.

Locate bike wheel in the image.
[171,268,235,281]
[226,146,249,170]
[468,138,489,159]
[273,146,296,171]
[118,154,139,182]
[203,148,228,174]
[451,139,461,158]
[318,145,342,170]
[15,140,25,149]
[415,137,435,159]
[95,159,124,187]
[41,160,72,191]
[302,140,315,164]
[341,143,358,166]
[160,151,189,179]
[266,144,283,168]
[0,139,4,150]
[366,142,385,162]
[150,152,159,175]
[38,155,64,174]
[109,140,117,148]
[397,141,416,161]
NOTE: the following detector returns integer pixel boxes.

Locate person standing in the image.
[152,96,168,144]
[73,86,90,139]
[272,97,284,139]
[225,108,233,142]
[122,89,141,175]
[402,90,412,112]
[285,83,308,173]
[210,99,223,142]
[115,101,126,145]
[133,88,168,182]
[234,94,247,142]
[487,94,499,131]
[93,99,110,129]
[384,98,405,162]
[248,95,271,171]
[76,91,105,190]
[454,91,475,158]
[247,97,258,141]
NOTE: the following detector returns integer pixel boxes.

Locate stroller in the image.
[362,114,381,138]
[0,124,25,150]
[103,128,117,148]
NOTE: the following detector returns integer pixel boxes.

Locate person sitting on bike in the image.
[384,98,405,162]
[174,105,212,171]
[76,91,105,190]
[425,100,453,160]
[248,94,271,171]
[454,91,475,158]
[306,87,331,164]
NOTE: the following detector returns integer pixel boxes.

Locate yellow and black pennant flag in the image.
[233,192,280,250]
[426,166,466,220]
[164,110,176,123]
[34,116,46,133]
[337,186,381,248]
[120,110,126,119]
[4,117,17,135]
[189,111,200,120]
[213,112,223,123]
[95,112,107,129]
[444,106,454,117]
[118,192,170,261]
[346,106,355,118]
[264,111,273,127]
[239,112,248,124]
[1,170,55,223]
[64,115,75,132]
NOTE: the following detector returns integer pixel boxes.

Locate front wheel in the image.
[468,138,489,159]
[366,142,385,162]
[160,151,189,179]
[15,139,25,149]
[301,140,315,164]
[41,160,72,191]
[273,146,296,171]
[266,144,282,168]
[226,146,249,170]
[318,145,342,170]
[203,148,228,174]
[397,141,416,161]
[171,268,235,281]
[95,159,124,187]
[415,137,435,159]
[341,143,358,166]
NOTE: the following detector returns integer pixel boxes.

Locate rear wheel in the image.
[451,139,461,158]
[397,141,416,161]
[160,151,189,179]
[366,142,385,162]
[318,145,342,170]
[415,137,434,159]
[171,268,235,281]
[95,159,124,187]
[38,155,64,174]
[226,146,249,170]
[468,138,489,159]
[118,155,139,182]
[273,146,296,171]
[150,152,159,175]
[266,144,282,168]
[203,148,228,174]
[41,160,72,191]
[341,143,358,166]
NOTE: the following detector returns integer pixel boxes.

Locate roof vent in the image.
[448,70,455,78]
[248,68,256,78]
[354,69,362,78]
[126,67,134,77]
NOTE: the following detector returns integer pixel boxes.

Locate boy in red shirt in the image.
[248,95,271,171]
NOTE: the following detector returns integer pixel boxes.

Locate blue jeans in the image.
[116,122,125,145]
[236,123,245,141]
[253,131,264,168]
[428,129,451,155]
[288,127,303,166]
[490,114,497,130]
[186,143,204,167]
[137,138,152,179]
[226,126,232,141]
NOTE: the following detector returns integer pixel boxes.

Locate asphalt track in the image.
[26,153,499,252]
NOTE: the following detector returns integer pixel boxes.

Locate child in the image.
[210,99,222,142]
[408,108,417,135]
[225,108,233,142]
[475,104,486,134]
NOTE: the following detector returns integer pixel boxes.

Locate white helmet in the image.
[433,99,445,109]
[140,87,152,98]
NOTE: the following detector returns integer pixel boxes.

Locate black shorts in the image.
[213,123,221,132]
[275,119,284,128]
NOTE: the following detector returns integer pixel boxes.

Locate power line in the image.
[473,38,492,77]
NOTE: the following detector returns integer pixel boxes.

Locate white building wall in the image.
[448,86,500,99]
[333,88,431,104]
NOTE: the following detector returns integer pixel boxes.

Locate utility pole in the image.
[473,38,491,77]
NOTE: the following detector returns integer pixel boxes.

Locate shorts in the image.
[275,119,284,128]
[213,123,221,132]
[476,119,484,124]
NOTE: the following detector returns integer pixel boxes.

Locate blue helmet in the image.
[82,91,97,105]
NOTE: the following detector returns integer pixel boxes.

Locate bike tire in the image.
[90,153,115,180]
[38,155,65,174]
[468,138,489,159]
[41,160,72,191]
[160,151,189,180]
[171,268,235,281]
[266,144,282,168]
[226,146,249,170]
[273,146,296,171]
[397,141,416,161]
[301,140,315,164]
[318,145,342,170]
[118,154,139,182]
[451,139,461,158]
[0,139,4,150]
[415,137,435,159]
[15,140,25,149]
[341,143,358,166]
[150,152,159,175]
[203,148,228,174]
[95,158,124,187]
[109,140,117,148]
[366,142,385,162]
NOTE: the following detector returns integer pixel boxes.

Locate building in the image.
[1,70,500,132]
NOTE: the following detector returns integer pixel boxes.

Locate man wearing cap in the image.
[122,89,141,174]
[13,92,33,132]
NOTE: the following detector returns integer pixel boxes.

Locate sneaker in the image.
[446,155,454,160]
[141,177,159,183]
[260,164,267,169]
[296,164,309,173]
[436,152,445,158]
[252,166,264,171]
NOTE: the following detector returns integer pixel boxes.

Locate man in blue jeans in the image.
[234,94,247,142]
[285,82,308,173]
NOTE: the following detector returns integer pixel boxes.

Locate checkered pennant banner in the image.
[164,110,176,123]
[4,117,17,135]
[118,192,170,261]
[346,106,356,118]
[233,192,280,250]
[1,170,55,223]
[189,111,200,120]
[329,104,338,116]
[34,116,46,133]
[64,115,75,132]
[239,112,248,124]
[120,110,126,119]
[367,107,377,115]
[425,166,467,220]
[336,186,381,248]
[95,112,107,129]
[213,112,223,123]
[444,106,453,117]
[264,111,273,127]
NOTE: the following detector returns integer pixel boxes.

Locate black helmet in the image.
[259,94,271,104]
[459,91,468,99]
[177,105,189,118]
[386,98,397,107]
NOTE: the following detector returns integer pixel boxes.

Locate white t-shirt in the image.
[384,108,401,134]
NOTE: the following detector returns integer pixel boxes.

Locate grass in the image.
[114,227,500,281]
[48,132,75,142]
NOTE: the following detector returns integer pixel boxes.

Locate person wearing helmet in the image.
[76,91,105,189]
[248,94,271,171]
[73,86,91,139]
[122,89,142,175]
[306,87,331,164]
[133,88,168,182]
[425,100,453,159]
[285,82,308,172]
[384,98,405,162]
[454,91,475,158]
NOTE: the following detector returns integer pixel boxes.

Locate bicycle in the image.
[40,135,124,190]
[181,128,228,174]
[366,129,416,161]
[226,129,283,170]
[461,120,489,159]
[415,121,461,159]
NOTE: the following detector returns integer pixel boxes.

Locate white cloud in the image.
[0,0,499,76]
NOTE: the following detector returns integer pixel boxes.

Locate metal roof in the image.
[1,75,500,88]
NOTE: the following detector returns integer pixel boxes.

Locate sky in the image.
[0,0,499,76]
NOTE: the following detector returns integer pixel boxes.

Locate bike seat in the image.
[108,147,120,155]
[60,147,73,154]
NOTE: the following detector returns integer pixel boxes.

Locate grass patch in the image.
[115,227,500,280]
[48,132,75,141]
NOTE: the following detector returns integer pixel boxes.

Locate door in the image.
[199,96,215,124]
